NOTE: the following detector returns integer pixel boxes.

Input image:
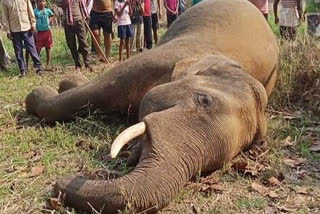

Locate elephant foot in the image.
[25,86,58,117]
[58,74,89,93]
[126,142,142,167]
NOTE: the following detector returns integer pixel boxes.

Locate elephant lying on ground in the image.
[25,0,279,213]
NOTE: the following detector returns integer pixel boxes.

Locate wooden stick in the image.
[83,19,110,64]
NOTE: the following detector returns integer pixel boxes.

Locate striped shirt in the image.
[61,0,89,25]
[281,0,298,8]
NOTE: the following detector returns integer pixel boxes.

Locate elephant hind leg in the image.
[58,74,89,93]
[25,86,58,117]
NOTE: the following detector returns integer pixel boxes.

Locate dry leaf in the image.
[200,184,223,194]
[296,187,309,195]
[199,176,219,185]
[25,166,44,178]
[283,115,297,120]
[0,179,5,185]
[268,191,278,199]
[24,150,42,161]
[268,177,281,186]
[282,136,295,147]
[295,158,307,165]
[310,143,320,152]
[277,205,298,212]
[24,150,37,159]
[231,162,261,176]
[50,197,62,210]
[283,158,306,168]
[252,182,269,196]
[296,169,308,177]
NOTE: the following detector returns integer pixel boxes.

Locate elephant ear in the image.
[171,54,211,81]
[172,55,243,81]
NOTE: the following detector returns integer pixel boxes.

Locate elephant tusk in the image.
[110,122,146,158]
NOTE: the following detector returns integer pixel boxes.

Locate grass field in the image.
[0,19,319,214]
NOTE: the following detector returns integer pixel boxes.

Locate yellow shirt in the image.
[1,0,36,33]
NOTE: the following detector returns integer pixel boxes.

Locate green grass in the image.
[237,196,267,211]
[1,19,320,214]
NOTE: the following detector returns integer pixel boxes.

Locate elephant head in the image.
[55,55,268,213]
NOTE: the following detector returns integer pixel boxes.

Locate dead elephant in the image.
[25,0,279,213]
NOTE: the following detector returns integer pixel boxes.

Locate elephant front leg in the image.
[58,74,89,93]
[25,44,182,122]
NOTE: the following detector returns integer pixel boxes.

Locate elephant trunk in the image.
[55,150,193,214]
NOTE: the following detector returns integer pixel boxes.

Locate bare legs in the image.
[153,28,158,45]
[92,29,111,61]
[37,47,52,68]
[103,32,111,59]
[119,38,130,62]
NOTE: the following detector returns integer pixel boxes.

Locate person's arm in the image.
[86,0,92,7]
[297,0,302,20]
[115,1,129,17]
[175,0,179,14]
[27,0,36,32]
[140,1,145,14]
[164,0,175,14]
[48,9,56,24]
[157,0,162,18]
[61,0,68,10]
[129,0,133,16]
[1,2,11,35]
[273,0,280,24]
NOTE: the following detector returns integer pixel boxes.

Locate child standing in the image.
[115,0,133,62]
[34,0,55,69]
[130,0,144,53]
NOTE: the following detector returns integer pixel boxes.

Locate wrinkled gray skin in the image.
[25,0,279,213]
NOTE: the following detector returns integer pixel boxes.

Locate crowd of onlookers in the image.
[250,0,320,40]
[0,0,188,77]
[0,0,319,78]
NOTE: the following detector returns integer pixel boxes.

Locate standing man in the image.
[90,0,114,61]
[151,0,162,45]
[59,0,92,71]
[1,0,43,77]
[143,0,152,49]
[274,0,302,40]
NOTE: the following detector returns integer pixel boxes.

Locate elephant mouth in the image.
[110,121,147,158]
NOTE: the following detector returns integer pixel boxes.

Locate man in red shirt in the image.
[143,0,152,49]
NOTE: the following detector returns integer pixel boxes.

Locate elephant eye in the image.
[195,93,213,108]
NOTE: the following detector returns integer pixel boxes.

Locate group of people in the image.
[0,0,186,77]
[1,0,320,77]
[249,0,320,40]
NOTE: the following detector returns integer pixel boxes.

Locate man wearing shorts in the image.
[90,0,113,61]
[151,0,162,45]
